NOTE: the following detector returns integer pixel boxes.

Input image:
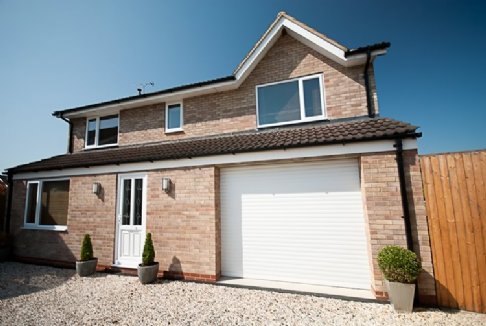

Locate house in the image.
[5,12,435,304]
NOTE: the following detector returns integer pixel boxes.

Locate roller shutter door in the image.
[220,159,371,289]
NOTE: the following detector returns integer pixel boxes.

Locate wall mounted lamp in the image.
[162,177,171,193]
[92,182,101,195]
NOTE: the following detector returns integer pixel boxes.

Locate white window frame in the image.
[165,102,183,133]
[255,73,327,128]
[23,178,70,231]
[85,114,119,149]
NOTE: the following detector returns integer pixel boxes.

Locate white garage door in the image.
[220,159,371,289]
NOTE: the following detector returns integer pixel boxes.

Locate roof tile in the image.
[9,117,418,173]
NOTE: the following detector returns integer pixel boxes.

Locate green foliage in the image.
[80,234,94,261]
[142,233,155,266]
[378,245,421,283]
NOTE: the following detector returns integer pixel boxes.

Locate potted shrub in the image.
[76,234,98,277]
[0,232,11,262]
[137,233,159,284]
[378,245,421,313]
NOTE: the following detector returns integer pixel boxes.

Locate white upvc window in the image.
[85,114,119,148]
[256,73,326,128]
[23,179,70,231]
[165,102,183,133]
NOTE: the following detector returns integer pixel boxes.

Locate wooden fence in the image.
[421,150,486,313]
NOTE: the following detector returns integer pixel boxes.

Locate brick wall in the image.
[10,175,117,266]
[403,150,436,304]
[67,174,117,266]
[360,150,436,304]
[71,33,375,152]
[10,168,219,279]
[146,167,218,278]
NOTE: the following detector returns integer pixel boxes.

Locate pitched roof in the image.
[54,12,390,119]
[9,118,419,174]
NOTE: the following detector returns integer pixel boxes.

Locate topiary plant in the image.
[80,234,94,261]
[378,245,421,283]
[142,233,155,266]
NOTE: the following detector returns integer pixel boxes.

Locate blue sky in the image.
[1,1,485,172]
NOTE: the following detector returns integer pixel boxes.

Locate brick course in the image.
[146,167,219,277]
[71,33,376,152]
[10,167,220,279]
[360,150,436,304]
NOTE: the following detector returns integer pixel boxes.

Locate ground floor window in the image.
[24,179,70,231]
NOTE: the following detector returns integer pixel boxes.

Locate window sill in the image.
[22,225,68,232]
[257,116,327,129]
[165,128,184,134]
[84,143,119,151]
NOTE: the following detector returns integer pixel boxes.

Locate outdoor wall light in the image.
[162,177,171,193]
[92,182,101,195]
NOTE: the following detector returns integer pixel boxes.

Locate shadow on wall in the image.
[434,280,460,313]
[164,256,183,279]
[13,229,77,265]
[402,153,437,307]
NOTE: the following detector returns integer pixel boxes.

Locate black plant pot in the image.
[76,258,98,277]
[137,262,159,284]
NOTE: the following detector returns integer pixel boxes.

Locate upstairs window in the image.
[256,74,325,128]
[24,180,70,231]
[86,114,119,148]
[165,103,183,133]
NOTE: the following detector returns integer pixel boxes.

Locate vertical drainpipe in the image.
[4,172,13,234]
[395,138,419,305]
[394,139,414,251]
[363,50,375,118]
[60,115,73,154]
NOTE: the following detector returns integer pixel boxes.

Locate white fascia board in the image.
[234,19,285,80]
[234,17,374,81]
[283,19,347,65]
[12,139,417,180]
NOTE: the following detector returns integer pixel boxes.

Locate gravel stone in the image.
[0,262,484,325]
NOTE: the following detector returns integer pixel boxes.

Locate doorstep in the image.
[217,277,376,302]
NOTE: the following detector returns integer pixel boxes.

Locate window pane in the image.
[167,104,181,130]
[133,179,143,226]
[26,183,38,224]
[87,119,97,146]
[40,181,70,226]
[122,179,131,225]
[258,81,300,126]
[98,115,118,145]
[303,78,323,117]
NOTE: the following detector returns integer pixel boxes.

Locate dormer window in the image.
[165,103,183,133]
[85,114,119,148]
[256,74,325,128]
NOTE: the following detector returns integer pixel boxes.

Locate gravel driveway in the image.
[0,262,483,325]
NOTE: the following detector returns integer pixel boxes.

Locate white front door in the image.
[115,173,147,268]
